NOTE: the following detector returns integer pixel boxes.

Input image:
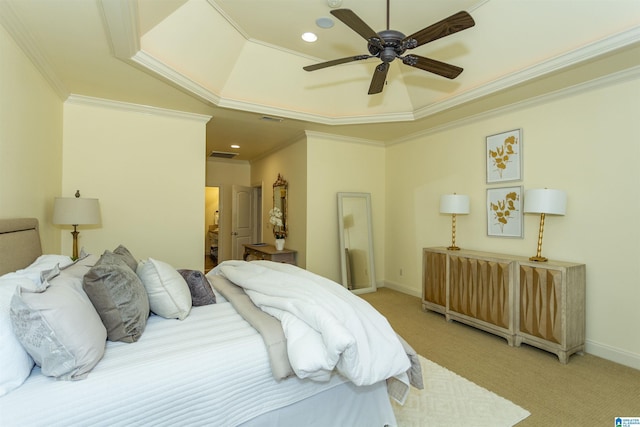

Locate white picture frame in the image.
[487,186,523,238]
[486,129,522,183]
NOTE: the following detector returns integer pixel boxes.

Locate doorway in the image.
[205,184,262,268]
[230,185,263,260]
[205,186,220,271]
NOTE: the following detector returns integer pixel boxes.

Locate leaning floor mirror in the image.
[337,192,376,294]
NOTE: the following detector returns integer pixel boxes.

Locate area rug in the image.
[392,355,530,426]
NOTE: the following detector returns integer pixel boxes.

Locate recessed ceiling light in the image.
[316,17,334,29]
[301,32,318,42]
[327,0,342,7]
[230,144,240,149]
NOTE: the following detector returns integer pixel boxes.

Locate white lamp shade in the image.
[53,197,101,225]
[523,189,566,215]
[440,194,470,214]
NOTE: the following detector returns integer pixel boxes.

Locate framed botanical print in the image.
[486,129,522,183]
[487,186,523,238]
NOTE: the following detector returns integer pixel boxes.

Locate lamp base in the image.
[529,256,548,262]
[447,246,461,251]
[71,226,80,261]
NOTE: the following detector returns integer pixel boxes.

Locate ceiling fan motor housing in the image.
[368,29,406,63]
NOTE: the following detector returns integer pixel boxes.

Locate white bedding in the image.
[0,289,388,427]
[211,261,411,388]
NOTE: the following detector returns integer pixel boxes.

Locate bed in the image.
[0,218,417,426]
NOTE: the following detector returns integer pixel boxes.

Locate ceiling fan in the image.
[303,1,475,95]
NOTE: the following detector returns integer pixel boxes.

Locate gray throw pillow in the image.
[112,245,139,271]
[178,269,216,306]
[83,255,149,343]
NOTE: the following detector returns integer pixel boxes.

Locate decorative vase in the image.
[275,238,285,251]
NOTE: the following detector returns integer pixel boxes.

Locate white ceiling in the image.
[2,0,639,161]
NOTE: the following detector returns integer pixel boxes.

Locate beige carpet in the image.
[392,355,530,426]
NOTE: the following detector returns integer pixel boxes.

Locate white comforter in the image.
[211,260,410,387]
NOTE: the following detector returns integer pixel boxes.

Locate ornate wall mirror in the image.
[272,174,288,238]
[337,192,376,294]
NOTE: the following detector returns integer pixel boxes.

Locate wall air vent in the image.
[260,116,284,123]
[209,151,238,159]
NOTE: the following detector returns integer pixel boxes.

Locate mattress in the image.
[0,289,395,427]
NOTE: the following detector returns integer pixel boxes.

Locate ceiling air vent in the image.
[209,151,238,159]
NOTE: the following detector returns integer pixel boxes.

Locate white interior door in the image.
[231,185,253,260]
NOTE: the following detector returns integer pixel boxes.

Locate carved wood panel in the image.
[424,251,447,307]
[519,265,563,344]
[449,256,512,328]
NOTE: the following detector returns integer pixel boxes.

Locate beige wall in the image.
[62,97,209,270]
[205,158,251,261]
[248,134,386,283]
[3,15,638,369]
[250,138,308,268]
[385,73,640,367]
[306,134,386,284]
[0,25,62,253]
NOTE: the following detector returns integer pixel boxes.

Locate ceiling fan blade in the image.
[303,55,371,72]
[403,55,463,79]
[368,62,389,95]
[331,9,380,42]
[403,11,475,49]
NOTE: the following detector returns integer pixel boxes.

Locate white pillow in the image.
[0,275,34,396]
[137,258,192,320]
[15,255,73,284]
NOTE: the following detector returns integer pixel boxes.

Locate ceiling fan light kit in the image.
[304,2,475,95]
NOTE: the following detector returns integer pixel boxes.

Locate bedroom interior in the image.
[1,0,639,425]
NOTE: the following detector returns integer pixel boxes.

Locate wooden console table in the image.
[423,247,585,363]
[243,243,297,265]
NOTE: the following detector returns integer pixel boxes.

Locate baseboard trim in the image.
[380,281,640,371]
[380,280,421,298]
[585,340,640,371]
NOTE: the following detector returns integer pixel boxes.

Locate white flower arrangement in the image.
[269,207,286,239]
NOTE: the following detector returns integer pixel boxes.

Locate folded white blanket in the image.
[211,260,410,388]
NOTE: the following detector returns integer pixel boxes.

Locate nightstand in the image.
[243,244,297,265]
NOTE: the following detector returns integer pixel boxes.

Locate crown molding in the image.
[206,157,250,165]
[389,64,640,147]
[98,0,140,59]
[101,0,640,128]
[248,131,308,163]
[0,1,68,100]
[131,50,223,106]
[413,26,640,121]
[66,94,211,122]
[305,130,386,147]
[134,49,415,125]
[126,25,640,127]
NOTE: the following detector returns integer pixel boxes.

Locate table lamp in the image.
[53,190,101,259]
[523,188,566,262]
[440,194,470,250]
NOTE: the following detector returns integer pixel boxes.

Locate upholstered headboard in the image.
[0,218,43,275]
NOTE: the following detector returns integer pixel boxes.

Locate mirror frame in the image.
[273,174,288,237]
[337,192,376,294]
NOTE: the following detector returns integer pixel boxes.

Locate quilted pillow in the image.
[83,255,149,343]
[9,255,106,380]
[137,259,192,320]
[178,269,216,306]
[0,275,34,396]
